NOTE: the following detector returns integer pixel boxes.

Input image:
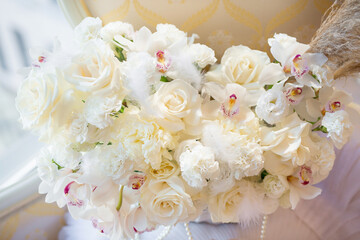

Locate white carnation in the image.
[189,43,216,68]
[100,21,134,43]
[175,140,219,189]
[255,84,290,124]
[308,133,335,183]
[97,144,133,182]
[36,147,62,184]
[228,142,263,180]
[69,114,88,143]
[74,17,102,43]
[322,110,352,149]
[84,95,122,129]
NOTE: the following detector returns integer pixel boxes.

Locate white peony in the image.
[15,70,59,129]
[65,39,121,93]
[189,43,216,68]
[263,175,288,199]
[322,110,352,149]
[175,140,219,189]
[140,177,196,225]
[151,80,202,135]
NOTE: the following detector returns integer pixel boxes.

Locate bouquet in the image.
[15,17,354,239]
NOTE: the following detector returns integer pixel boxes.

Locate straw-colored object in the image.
[309,0,360,79]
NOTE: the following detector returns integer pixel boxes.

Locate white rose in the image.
[65,39,121,93]
[151,80,202,135]
[255,83,290,124]
[189,43,216,68]
[208,183,243,223]
[175,140,219,189]
[15,70,59,129]
[322,110,352,149]
[263,175,288,199]
[221,45,270,87]
[100,21,134,43]
[149,158,179,179]
[69,114,88,143]
[74,17,102,43]
[140,177,196,225]
[84,95,122,129]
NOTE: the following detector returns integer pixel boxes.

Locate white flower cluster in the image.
[16,18,354,239]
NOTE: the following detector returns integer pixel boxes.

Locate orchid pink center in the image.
[221,93,240,118]
[38,56,46,63]
[291,54,309,78]
[64,181,85,207]
[156,50,171,73]
[325,101,342,113]
[284,87,303,105]
[128,173,146,190]
[299,166,312,185]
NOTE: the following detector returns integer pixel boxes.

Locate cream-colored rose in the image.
[151,80,202,135]
[175,140,219,189]
[16,70,59,129]
[74,17,102,43]
[140,177,196,225]
[263,175,288,199]
[189,43,216,68]
[65,39,121,93]
[208,183,243,223]
[322,110,352,149]
[149,158,179,179]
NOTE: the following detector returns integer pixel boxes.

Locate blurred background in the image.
[0,1,71,239]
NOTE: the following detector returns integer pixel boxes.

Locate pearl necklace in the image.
[152,215,269,240]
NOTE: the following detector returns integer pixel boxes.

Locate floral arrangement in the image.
[16,17,353,239]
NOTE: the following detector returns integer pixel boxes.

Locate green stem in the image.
[116,185,125,211]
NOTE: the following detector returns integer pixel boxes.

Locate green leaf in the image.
[52,159,64,170]
[160,76,170,82]
[107,142,113,145]
[312,125,328,133]
[95,142,104,146]
[306,117,321,125]
[261,170,269,180]
[81,100,85,103]
[265,84,273,90]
